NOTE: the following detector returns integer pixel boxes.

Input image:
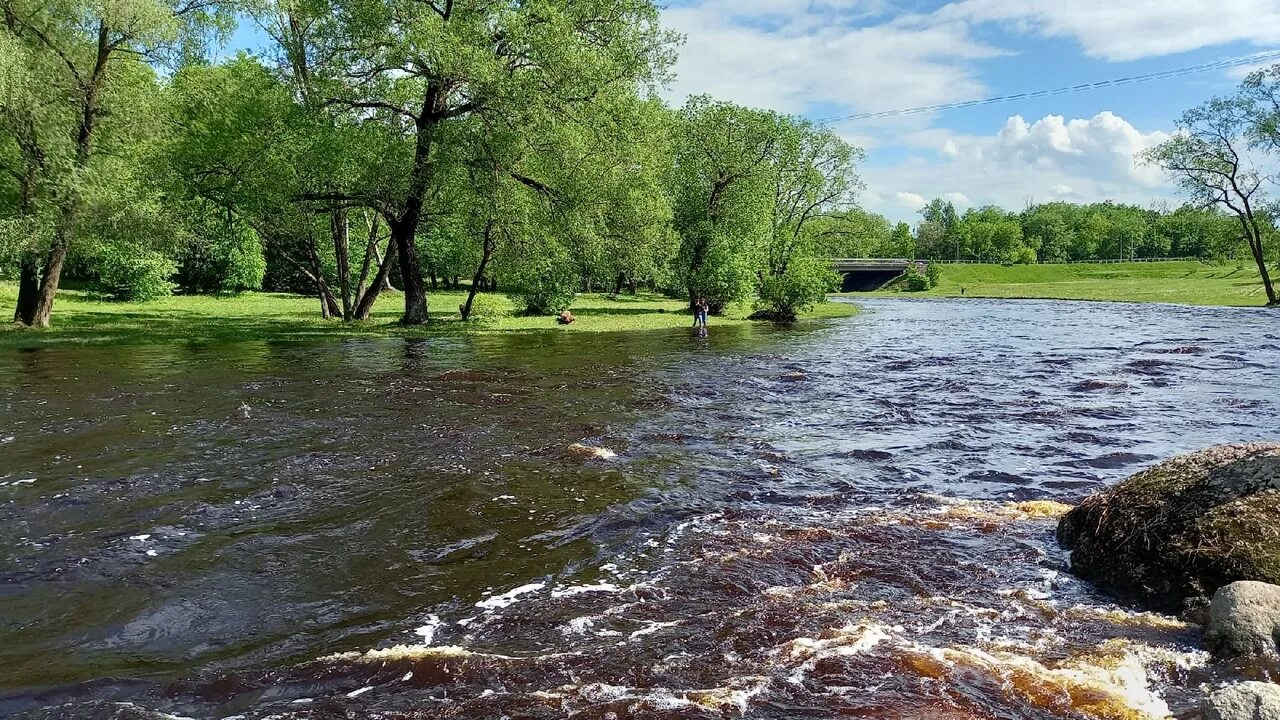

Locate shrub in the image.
[753,257,839,322]
[900,264,931,292]
[179,218,266,293]
[465,293,510,320]
[97,246,177,301]
[505,255,577,315]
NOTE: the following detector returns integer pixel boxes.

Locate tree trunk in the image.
[354,236,397,321]
[1235,205,1278,306]
[392,220,428,324]
[31,236,69,328]
[460,222,496,321]
[13,258,38,325]
[331,206,352,320]
[372,242,397,292]
[1248,230,1278,305]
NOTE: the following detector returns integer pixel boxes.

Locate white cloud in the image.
[863,111,1174,221]
[938,0,1280,61]
[894,191,928,210]
[661,4,1001,117]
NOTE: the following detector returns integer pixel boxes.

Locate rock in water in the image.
[1203,682,1280,720]
[1057,443,1280,612]
[1206,581,1280,658]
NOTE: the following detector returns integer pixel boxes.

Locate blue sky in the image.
[660,0,1280,220]
[227,1,1280,222]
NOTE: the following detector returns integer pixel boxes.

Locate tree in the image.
[2,0,227,326]
[671,96,779,312]
[1144,96,1277,305]
[264,0,676,325]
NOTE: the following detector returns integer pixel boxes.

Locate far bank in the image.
[842,261,1276,307]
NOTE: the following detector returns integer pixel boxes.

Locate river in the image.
[1,298,1278,719]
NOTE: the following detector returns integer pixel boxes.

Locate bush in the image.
[753,257,839,322]
[505,255,577,315]
[465,293,510,320]
[900,264,931,292]
[179,218,266,293]
[97,246,177,301]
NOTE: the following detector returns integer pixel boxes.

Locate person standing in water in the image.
[695,297,709,337]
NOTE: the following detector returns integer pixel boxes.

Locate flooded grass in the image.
[0,285,857,349]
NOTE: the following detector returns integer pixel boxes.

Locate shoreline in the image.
[0,287,859,349]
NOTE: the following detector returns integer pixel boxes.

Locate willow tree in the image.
[269,0,675,325]
[671,96,781,312]
[1,0,226,326]
[1145,96,1278,306]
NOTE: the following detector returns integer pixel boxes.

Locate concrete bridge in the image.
[831,258,929,292]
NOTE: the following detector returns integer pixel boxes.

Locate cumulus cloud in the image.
[894,191,928,210]
[863,111,1174,221]
[661,3,1000,117]
[937,0,1280,61]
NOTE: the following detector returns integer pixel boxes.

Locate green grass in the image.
[850,261,1277,307]
[0,284,858,348]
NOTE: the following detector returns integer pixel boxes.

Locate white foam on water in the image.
[491,495,516,501]
[414,615,442,645]
[628,620,681,640]
[550,582,623,598]
[476,582,546,610]
[129,534,152,542]
[345,686,373,698]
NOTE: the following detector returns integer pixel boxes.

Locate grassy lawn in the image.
[850,261,1277,307]
[0,284,858,348]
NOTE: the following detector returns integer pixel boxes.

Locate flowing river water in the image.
[2,298,1279,719]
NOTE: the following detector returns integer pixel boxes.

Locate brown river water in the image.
[1,298,1278,719]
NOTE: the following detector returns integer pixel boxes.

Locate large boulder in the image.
[1058,443,1280,612]
[1203,682,1280,720]
[1206,581,1280,658]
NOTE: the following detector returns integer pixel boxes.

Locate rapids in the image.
[1,298,1278,719]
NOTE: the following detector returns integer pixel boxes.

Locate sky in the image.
[660,0,1280,221]
[226,1,1280,223]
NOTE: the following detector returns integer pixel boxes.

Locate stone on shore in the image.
[1205,581,1280,658]
[1057,443,1280,611]
[1203,682,1280,720]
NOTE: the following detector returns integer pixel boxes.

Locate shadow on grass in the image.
[569,306,678,317]
[0,309,470,349]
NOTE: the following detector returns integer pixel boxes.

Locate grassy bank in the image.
[859,261,1275,307]
[0,285,857,348]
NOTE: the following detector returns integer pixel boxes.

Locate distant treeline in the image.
[813,199,1273,265]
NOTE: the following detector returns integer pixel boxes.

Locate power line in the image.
[817,50,1280,124]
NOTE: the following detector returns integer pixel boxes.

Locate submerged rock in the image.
[1206,581,1280,658]
[1058,443,1280,612]
[1203,682,1280,720]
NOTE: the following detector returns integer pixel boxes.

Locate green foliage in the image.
[900,265,931,292]
[96,245,177,301]
[754,257,838,322]
[925,262,942,287]
[465,293,509,321]
[505,252,578,316]
[178,216,266,293]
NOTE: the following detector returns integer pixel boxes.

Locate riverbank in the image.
[854,261,1275,307]
[0,285,857,348]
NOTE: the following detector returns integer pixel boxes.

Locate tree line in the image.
[1,0,861,327]
[3,0,1278,327]
[814,198,1267,266]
